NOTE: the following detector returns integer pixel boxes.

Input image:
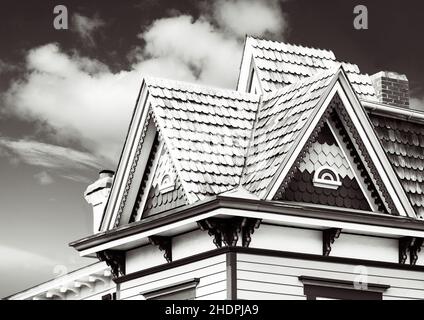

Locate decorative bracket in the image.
[97,250,125,278]
[197,217,261,248]
[400,237,423,265]
[410,238,423,265]
[241,218,262,247]
[149,236,172,263]
[323,228,342,256]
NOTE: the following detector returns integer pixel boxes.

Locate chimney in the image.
[84,170,114,233]
[370,71,409,108]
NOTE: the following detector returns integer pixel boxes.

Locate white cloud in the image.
[213,0,286,37]
[4,44,138,162]
[4,3,288,164]
[34,171,54,185]
[0,137,107,170]
[72,13,105,46]
[0,137,108,183]
[139,15,242,87]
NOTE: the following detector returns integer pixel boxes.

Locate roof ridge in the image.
[143,75,259,101]
[261,66,340,102]
[246,36,336,59]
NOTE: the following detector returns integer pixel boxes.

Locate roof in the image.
[242,67,338,196]
[370,114,424,218]
[102,37,424,230]
[246,37,377,101]
[145,77,260,202]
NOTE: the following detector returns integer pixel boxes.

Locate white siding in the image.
[237,253,424,300]
[119,254,227,300]
[126,245,165,274]
[330,233,398,263]
[173,230,217,261]
[250,225,322,255]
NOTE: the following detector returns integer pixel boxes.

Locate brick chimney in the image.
[370,71,409,108]
[84,170,114,233]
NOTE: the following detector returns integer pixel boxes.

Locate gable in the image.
[273,117,387,213]
[242,67,415,217]
[103,78,260,230]
[130,140,187,222]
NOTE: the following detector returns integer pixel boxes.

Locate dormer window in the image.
[313,166,342,190]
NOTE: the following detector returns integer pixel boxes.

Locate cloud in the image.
[4,3,288,164]
[72,13,106,46]
[4,44,136,162]
[34,171,54,185]
[139,15,242,87]
[0,58,18,75]
[213,0,287,37]
[0,138,107,170]
[0,137,109,183]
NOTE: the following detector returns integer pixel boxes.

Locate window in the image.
[141,279,199,300]
[299,276,389,300]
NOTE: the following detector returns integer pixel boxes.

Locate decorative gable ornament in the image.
[159,174,175,193]
[313,166,342,190]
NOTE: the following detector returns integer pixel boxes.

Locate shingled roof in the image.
[242,67,338,195]
[370,115,424,218]
[107,38,424,229]
[243,37,377,101]
[146,77,260,202]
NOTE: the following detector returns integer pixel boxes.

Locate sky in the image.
[1,0,424,298]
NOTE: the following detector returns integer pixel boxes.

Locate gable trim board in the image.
[264,69,415,218]
[130,135,164,223]
[71,196,424,257]
[101,81,151,231]
[326,119,379,212]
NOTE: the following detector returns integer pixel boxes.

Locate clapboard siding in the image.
[250,224,322,255]
[237,254,424,300]
[251,225,404,264]
[238,290,306,300]
[173,230,217,261]
[119,254,227,300]
[126,245,165,274]
[196,290,227,300]
[330,233,398,263]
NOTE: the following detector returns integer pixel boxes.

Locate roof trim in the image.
[70,195,424,255]
[337,70,416,217]
[362,100,424,124]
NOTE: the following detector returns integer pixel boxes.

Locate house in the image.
[8,37,424,300]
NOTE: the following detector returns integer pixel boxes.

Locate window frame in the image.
[140,278,200,300]
[299,276,390,300]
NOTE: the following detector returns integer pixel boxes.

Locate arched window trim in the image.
[313,165,342,190]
